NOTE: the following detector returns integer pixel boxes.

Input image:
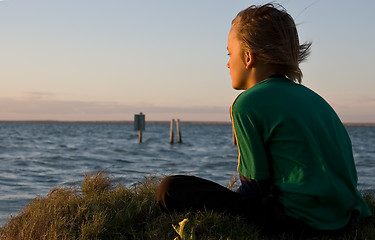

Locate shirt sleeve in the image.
[232,111,271,180]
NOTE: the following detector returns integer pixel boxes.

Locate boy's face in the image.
[227,27,250,90]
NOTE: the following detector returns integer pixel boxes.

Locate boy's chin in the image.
[232,85,245,90]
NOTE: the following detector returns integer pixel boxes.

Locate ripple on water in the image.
[0,123,374,227]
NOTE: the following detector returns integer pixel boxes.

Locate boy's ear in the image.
[244,51,255,69]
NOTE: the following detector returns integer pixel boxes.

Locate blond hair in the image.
[232,3,311,83]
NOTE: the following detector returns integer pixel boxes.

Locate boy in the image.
[157,3,371,232]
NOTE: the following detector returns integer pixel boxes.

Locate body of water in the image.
[0,122,374,226]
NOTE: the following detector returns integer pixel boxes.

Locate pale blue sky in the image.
[1,0,374,122]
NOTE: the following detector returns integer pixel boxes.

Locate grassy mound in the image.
[1,171,374,240]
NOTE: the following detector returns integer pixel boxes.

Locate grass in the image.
[1,171,374,240]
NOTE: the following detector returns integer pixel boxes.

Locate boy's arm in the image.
[236,174,272,196]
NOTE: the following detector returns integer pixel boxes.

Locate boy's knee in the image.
[156,175,191,212]
[157,176,172,197]
[156,175,181,212]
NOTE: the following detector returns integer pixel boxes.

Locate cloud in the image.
[23,92,55,100]
[324,94,375,123]
[0,98,231,122]
[2,93,373,123]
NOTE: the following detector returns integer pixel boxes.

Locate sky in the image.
[1,0,374,122]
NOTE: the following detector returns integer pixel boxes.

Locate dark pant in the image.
[156,175,309,232]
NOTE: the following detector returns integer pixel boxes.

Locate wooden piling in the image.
[170,119,174,144]
[134,112,145,143]
[138,130,142,143]
[176,119,182,143]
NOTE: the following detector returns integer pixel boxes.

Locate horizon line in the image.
[1,120,375,126]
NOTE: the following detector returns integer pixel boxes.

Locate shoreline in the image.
[0,120,233,125]
[1,120,375,126]
[1,172,374,239]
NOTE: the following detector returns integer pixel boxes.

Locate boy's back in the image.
[231,76,372,230]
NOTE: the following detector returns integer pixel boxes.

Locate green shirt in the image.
[230,77,371,230]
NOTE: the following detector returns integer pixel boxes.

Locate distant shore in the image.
[1,120,375,126]
[0,120,233,125]
[343,122,375,126]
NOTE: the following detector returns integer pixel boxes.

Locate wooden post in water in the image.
[134,112,145,143]
[170,119,175,144]
[176,119,182,143]
[139,129,142,143]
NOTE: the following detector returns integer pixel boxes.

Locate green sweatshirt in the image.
[231,77,371,230]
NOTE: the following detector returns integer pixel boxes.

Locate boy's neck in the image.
[246,63,282,89]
